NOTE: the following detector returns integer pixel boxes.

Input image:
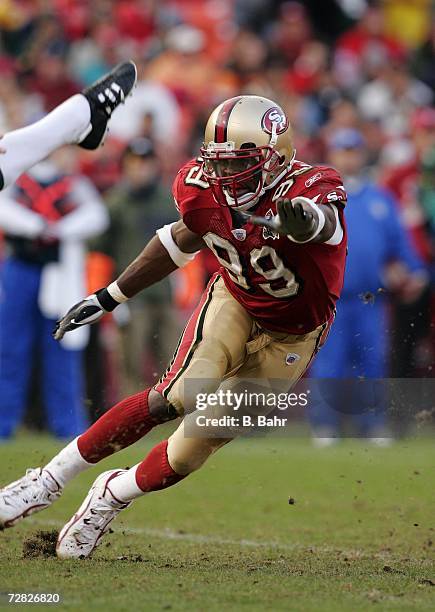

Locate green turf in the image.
[0,430,434,611]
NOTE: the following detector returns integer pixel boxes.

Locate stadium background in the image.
[0,2,434,610]
[1,0,433,436]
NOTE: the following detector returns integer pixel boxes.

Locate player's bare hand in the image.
[53,294,107,341]
[0,134,6,154]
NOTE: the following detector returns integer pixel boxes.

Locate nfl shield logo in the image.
[285,353,301,365]
[231,228,246,241]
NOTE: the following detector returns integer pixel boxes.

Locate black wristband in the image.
[95,287,120,312]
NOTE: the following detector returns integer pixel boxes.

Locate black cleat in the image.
[79,61,137,150]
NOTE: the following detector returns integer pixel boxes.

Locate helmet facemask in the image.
[201,142,282,210]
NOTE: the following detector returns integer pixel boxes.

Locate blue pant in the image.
[308,298,388,435]
[0,258,88,439]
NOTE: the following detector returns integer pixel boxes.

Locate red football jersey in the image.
[173,158,347,334]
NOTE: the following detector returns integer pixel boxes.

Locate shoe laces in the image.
[72,494,127,544]
[2,469,59,506]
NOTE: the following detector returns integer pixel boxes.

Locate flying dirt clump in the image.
[22,530,58,558]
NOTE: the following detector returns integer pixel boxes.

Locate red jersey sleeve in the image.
[171,159,216,235]
[300,166,347,207]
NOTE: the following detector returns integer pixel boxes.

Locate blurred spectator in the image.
[145,24,237,120]
[0,149,108,439]
[382,108,435,378]
[357,56,433,139]
[268,1,313,64]
[20,13,69,72]
[227,29,269,87]
[112,0,157,42]
[0,0,433,437]
[25,48,80,111]
[309,128,427,444]
[67,22,118,86]
[164,0,235,63]
[108,62,181,145]
[383,108,435,266]
[0,59,44,131]
[0,3,57,58]
[78,137,126,194]
[334,3,405,92]
[99,138,180,393]
[284,41,330,97]
[411,19,435,94]
[420,145,435,239]
[383,0,432,50]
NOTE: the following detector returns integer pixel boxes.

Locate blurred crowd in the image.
[0,0,434,438]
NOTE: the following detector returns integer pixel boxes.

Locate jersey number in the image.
[204,233,299,298]
[184,165,209,189]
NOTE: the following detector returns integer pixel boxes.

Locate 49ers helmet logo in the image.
[261,107,288,135]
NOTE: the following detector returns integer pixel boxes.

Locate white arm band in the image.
[156,222,199,268]
[324,204,344,245]
[287,196,326,244]
[107,281,129,303]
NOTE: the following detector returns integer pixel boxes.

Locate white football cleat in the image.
[0,468,62,529]
[56,470,130,559]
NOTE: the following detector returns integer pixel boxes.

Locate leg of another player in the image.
[0,95,91,190]
[0,61,137,190]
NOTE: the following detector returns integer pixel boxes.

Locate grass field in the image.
[0,430,434,611]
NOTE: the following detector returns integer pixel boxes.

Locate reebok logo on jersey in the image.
[305,172,322,188]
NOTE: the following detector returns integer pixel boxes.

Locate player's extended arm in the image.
[53,220,205,340]
[249,196,343,244]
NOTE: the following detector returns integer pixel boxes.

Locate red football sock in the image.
[78,388,157,463]
[135,440,186,492]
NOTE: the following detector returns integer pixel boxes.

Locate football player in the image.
[0,96,347,558]
[0,61,137,191]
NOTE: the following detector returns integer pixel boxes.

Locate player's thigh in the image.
[154,274,252,414]
[166,324,330,458]
[220,322,328,411]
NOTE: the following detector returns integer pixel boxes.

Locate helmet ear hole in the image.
[241,142,256,149]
